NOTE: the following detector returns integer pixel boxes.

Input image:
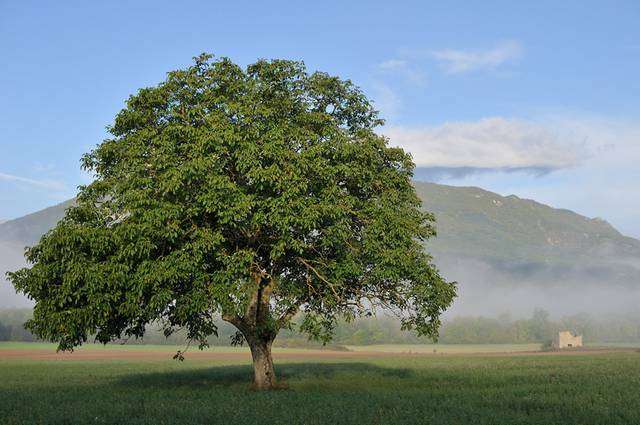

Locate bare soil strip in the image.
[0,347,636,361]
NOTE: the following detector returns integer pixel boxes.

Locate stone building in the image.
[552,331,583,349]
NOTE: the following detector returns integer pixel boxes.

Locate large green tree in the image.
[8,54,456,389]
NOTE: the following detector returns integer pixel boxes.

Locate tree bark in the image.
[223,275,282,389]
[247,336,276,389]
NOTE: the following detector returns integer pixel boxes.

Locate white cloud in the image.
[432,40,523,74]
[378,59,407,71]
[539,114,640,168]
[376,59,427,86]
[0,172,66,190]
[385,117,582,170]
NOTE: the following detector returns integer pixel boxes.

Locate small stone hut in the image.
[552,331,583,349]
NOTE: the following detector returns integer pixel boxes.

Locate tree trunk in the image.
[247,337,277,390]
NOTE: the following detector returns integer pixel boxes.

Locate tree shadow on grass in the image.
[117,362,415,389]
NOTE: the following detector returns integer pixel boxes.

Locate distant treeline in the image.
[1,308,639,346]
[0,310,37,342]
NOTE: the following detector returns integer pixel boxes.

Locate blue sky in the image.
[1,0,639,237]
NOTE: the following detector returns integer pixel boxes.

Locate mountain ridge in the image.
[415,182,640,265]
[0,199,75,246]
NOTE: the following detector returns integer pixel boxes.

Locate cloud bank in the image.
[384,117,583,175]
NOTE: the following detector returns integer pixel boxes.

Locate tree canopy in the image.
[8,54,456,388]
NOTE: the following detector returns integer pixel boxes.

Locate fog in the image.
[0,242,32,309]
[436,256,640,319]
[3,245,639,320]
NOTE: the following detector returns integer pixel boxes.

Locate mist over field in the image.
[3,251,639,317]
[0,242,31,309]
[438,257,640,318]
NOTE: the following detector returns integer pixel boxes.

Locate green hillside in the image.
[415,182,640,265]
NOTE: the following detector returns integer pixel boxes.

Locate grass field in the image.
[1,343,639,424]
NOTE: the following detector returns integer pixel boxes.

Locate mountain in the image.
[416,182,640,270]
[0,199,75,246]
[1,184,639,314]
[412,182,640,316]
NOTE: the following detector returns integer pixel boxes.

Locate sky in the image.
[1,0,639,237]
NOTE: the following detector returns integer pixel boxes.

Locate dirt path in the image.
[0,347,636,361]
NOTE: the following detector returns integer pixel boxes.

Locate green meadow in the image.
[1,343,639,424]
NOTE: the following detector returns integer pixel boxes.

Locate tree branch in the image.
[297,257,341,300]
[277,303,301,328]
[222,313,244,330]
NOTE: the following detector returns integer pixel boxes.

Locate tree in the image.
[529,308,553,342]
[8,54,456,389]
